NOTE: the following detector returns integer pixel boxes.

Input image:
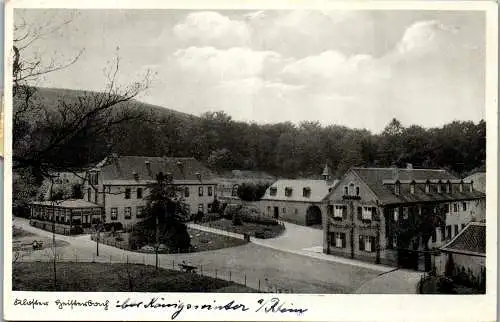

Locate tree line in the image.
[112,111,485,179]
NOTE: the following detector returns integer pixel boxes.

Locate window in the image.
[362,207,373,221]
[267,206,271,213]
[453,203,458,213]
[294,208,298,214]
[431,229,437,243]
[344,186,349,195]
[447,182,452,193]
[285,187,293,197]
[110,208,118,220]
[332,232,346,248]
[446,225,452,239]
[199,187,204,197]
[184,187,190,198]
[425,182,430,193]
[282,208,286,213]
[137,188,143,199]
[402,207,409,220]
[410,183,415,194]
[454,225,459,236]
[198,204,204,213]
[87,188,91,202]
[393,208,399,221]
[355,187,360,196]
[394,181,400,195]
[124,207,132,219]
[136,206,145,218]
[333,205,344,218]
[303,187,311,198]
[125,188,131,199]
[327,205,334,216]
[462,202,467,211]
[445,203,450,213]
[359,235,376,252]
[441,227,446,241]
[208,186,213,197]
[437,183,442,193]
[269,187,277,196]
[232,185,239,197]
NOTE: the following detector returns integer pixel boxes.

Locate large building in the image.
[259,165,339,226]
[82,155,217,229]
[323,166,486,270]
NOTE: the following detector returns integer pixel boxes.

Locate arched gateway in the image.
[306,205,322,226]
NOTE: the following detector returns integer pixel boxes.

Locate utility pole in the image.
[49,176,57,290]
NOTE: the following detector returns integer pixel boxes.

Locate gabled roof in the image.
[441,222,486,256]
[465,172,486,193]
[346,167,484,205]
[262,179,339,203]
[93,155,215,183]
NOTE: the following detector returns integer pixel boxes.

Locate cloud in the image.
[395,20,461,56]
[173,11,251,48]
[173,46,286,81]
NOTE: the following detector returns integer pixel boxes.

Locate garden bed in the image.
[93,228,248,253]
[419,275,485,294]
[199,218,285,239]
[12,262,256,292]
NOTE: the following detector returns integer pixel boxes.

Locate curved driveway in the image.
[11,218,420,293]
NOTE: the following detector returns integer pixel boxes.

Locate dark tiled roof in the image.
[351,168,485,205]
[97,156,215,182]
[441,222,486,256]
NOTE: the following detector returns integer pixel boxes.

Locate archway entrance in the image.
[306,205,322,226]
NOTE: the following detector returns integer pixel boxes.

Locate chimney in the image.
[196,172,202,181]
[132,171,139,181]
[177,160,185,179]
[145,160,151,176]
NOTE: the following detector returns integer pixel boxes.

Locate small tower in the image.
[322,163,331,181]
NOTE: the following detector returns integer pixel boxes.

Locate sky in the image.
[14,9,486,133]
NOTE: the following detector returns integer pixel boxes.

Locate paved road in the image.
[12,218,421,293]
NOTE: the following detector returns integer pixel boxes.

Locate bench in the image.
[178,264,197,273]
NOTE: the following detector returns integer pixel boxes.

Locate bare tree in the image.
[12,12,154,176]
[11,12,154,290]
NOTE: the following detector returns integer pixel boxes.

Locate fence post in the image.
[109,255,112,263]
[244,274,246,286]
[143,255,145,265]
[172,260,175,269]
[229,271,231,281]
[258,279,261,292]
[201,265,203,275]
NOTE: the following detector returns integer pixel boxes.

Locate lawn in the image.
[96,227,248,253]
[199,218,285,239]
[12,262,257,292]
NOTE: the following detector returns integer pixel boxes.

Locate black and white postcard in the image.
[3,0,498,321]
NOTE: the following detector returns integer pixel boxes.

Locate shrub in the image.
[239,208,278,225]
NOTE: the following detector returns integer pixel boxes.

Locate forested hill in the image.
[16,87,486,179]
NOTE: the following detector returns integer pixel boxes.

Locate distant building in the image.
[259,164,339,226]
[465,172,486,193]
[323,166,486,270]
[82,155,217,229]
